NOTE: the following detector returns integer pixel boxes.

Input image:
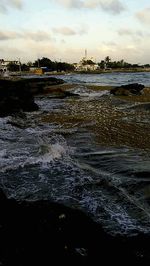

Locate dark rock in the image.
[0,79,39,116]
[0,77,64,117]
[63,91,79,98]
[52,90,79,99]
[0,189,150,265]
[110,83,145,96]
[24,77,65,95]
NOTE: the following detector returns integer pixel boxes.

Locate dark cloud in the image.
[56,0,125,15]
[99,0,125,15]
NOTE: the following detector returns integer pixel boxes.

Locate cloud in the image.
[103,41,117,47]
[10,0,22,9]
[0,30,22,40]
[24,31,51,42]
[53,26,87,36]
[53,27,76,36]
[85,0,125,14]
[136,7,150,25]
[117,28,145,38]
[56,0,125,14]
[0,0,23,13]
[118,28,133,36]
[57,0,83,8]
[0,30,51,42]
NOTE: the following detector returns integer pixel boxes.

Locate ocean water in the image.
[49,72,150,86]
[0,73,150,236]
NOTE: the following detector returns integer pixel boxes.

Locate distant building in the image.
[29,67,49,75]
[74,50,100,72]
[0,59,20,76]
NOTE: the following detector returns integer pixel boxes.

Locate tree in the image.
[105,56,111,65]
[7,62,19,72]
[56,62,75,72]
[27,61,33,67]
[21,64,29,71]
[33,57,75,72]
[98,60,106,69]
[82,59,95,65]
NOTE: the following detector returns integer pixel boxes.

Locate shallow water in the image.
[0,79,150,236]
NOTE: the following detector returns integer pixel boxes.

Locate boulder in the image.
[0,77,64,117]
[0,79,39,116]
[110,83,145,96]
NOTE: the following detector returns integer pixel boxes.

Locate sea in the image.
[1,72,150,236]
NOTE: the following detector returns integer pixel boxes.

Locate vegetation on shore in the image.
[7,56,150,74]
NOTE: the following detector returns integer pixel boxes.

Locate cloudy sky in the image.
[0,0,150,64]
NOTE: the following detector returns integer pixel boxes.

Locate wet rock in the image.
[42,86,79,98]
[0,79,38,117]
[110,83,145,96]
[0,77,64,117]
[23,77,65,94]
[0,189,150,265]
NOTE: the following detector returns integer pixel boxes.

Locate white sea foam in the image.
[0,115,71,172]
[72,86,109,98]
[26,142,69,168]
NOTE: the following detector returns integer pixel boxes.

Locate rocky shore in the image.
[0,79,150,265]
[0,76,149,117]
[0,189,150,265]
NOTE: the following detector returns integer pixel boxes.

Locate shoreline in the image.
[3,68,150,77]
[43,82,150,103]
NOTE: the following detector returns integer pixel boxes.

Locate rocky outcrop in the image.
[20,77,65,95]
[110,83,145,96]
[0,77,64,117]
[0,79,38,116]
[0,189,150,265]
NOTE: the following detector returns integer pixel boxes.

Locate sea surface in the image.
[49,71,150,86]
[1,72,150,236]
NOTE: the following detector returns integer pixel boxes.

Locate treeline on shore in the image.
[7,56,150,73]
[8,57,75,73]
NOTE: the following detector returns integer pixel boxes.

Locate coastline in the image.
[4,67,150,77]
[44,82,150,103]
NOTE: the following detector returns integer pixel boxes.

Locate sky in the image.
[0,0,150,64]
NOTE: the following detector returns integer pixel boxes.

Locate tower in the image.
[85,49,87,59]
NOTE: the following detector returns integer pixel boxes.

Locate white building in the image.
[0,59,20,76]
[74,51,99,72]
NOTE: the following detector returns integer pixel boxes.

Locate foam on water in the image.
[71,86,109,98]
[0,116,71,173]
